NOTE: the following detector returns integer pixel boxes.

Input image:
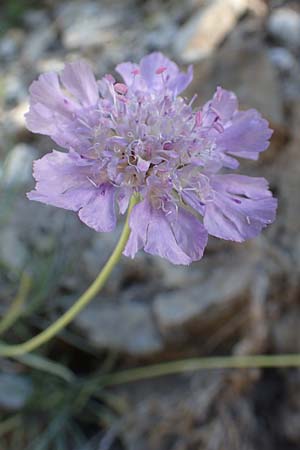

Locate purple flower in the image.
[26,52,277,265]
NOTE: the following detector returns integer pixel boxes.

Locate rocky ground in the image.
[1,0,300,449]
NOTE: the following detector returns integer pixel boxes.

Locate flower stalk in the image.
[103,353,300,386]
[0,195,138,357]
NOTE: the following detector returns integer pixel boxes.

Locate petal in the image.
[117,187,132,214]
[168,207,208,262]
[140,52,179,90]
[210,87,238,122]
[115,61,141,87]
[28,150,117,232]
[217,109,273,160]
[60,60,99,107]
[25,62,100,149]
[123,199,151,258]
[203,175,277,242]
[116,53,193,94]
[140,52,192,94]
[124,200,207,265]
[27,150,95,211]
[168,64,193,95]
[25,72,76,137]
[78,183,116,232]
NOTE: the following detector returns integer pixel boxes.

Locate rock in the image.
[121,371,269,450]
[1,143,38,188]
[21,26,56,64]
[153,257,253,342]
[268,47,296,73]
[58,1,122,50]
[3,71,26,107]
[0,30,24,61]
[154,258,204,290]
[75,300,163,356]
[22,9,49,28]
[1,101,29,142]
[143,13,178,50]
[174,0,248,62]
[271,309,300,353]
[0,374,32,411]
[0,228,28,271]
[281,372,300,443]
[267,8,300,49]
[186,33,284,128]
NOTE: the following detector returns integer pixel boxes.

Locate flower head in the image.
[26,52,277,265]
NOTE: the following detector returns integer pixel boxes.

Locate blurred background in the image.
[0,0,300,448]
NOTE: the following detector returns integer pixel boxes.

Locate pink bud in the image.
[163,142,173,150]
[114,83,128,95]
[155,66,167,75]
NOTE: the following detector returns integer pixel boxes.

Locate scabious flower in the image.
[26,53,277,265]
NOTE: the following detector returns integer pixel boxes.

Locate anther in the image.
[114,83,128,95]
[155,66,167,75]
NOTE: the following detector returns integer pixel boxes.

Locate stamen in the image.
[195,111,202,127]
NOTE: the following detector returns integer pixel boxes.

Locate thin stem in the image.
[103,353,300,386]
[0,272,31,335]
[0,196,138,357]
[13,353,75,382]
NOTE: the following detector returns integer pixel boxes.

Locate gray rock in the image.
[186,35,284,127]
[0,228,28,271]
[0,29,24,61]
[1,100,28,140]
[75,300,163,356]
[174,0,248,62]
[0,35,18,61]
[271,310,300,353]
[268,47,296,73]
[267,8,300,49]
[58,2,122,50]
[1,143,38,188]
[22,9,49,28]
[21,26,56,64]
[3,71,26,106]
[153,259,253,340]
[0,374,32,410]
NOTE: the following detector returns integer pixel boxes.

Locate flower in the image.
[26,52,277,265]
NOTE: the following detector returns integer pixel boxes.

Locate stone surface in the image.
[267,7,300,49]
[0,374,32,411]
[153,256,253,342]
[21,26,56,64]
[271,309,300,353]
[58,1,123,50]
[268,47,296,73]
[0,228,28,271]
[174,0,248,62]
[1,143,38,188]
[75,300,163,356]
[186,33,284,127]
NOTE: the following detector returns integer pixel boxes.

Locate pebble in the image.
[174,0,248,62]
[1,143,38,188]
[267,8,300,49]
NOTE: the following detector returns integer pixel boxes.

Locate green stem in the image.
[14,353,75,382]
[0,196,138,357]
[104,353,300,386]
[0,272,31,335]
